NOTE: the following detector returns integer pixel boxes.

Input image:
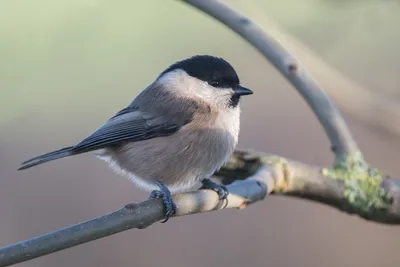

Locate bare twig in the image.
[0,165,268,267]
[182,0,359,158]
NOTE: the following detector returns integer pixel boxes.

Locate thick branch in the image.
[181,0,359,158]
[1,151,400,267]
[217,151,400,223]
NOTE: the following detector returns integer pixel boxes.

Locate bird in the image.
[18,55,253,221]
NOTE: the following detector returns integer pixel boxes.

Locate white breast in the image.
[216,106,241,144]
[208,106,241,171]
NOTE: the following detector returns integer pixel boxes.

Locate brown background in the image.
[1,1,399,266]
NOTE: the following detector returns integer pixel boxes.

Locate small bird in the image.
[18,55,253,221]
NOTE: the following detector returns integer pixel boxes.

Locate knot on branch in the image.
[215,150,263,185]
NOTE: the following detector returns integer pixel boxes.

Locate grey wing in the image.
[70,106,192,154]
[72,82,202,154]
[18,83,200,170]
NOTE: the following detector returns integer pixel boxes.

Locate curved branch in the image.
[217,151,400,224]
[1,151,400,267]
[182,0,359,158]
[226,2,400,141]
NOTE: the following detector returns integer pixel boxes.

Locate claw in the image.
[149,181,177,223]
[201,178,229,200]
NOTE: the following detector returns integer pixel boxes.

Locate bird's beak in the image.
[233,85,253,96]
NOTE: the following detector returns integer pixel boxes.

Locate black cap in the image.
[161,55,241,89]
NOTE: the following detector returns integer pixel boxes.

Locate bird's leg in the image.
[200,178,229,200]
[149,181,177,223]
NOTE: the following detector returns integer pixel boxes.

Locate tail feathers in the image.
[18,146,74,170]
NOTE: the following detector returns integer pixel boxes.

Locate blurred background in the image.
[1,0,400,266]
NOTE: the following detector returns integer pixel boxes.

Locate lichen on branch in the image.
[323,152,393,215]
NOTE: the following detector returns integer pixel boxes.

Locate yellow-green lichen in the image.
[322,151,392,214]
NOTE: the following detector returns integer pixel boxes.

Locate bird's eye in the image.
[208,79,220,87]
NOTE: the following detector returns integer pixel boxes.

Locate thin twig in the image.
[0,166,268,267]
[182,0,359,158]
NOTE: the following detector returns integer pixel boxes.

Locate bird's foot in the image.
[200,178,229,200]
[149,181,177,223]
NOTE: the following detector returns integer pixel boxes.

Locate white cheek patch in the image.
[157,69,235,108]
[193,83,234,108]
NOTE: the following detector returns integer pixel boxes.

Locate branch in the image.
[1,0,398,266]
[182,0,360,159]
[0,161,268,267]
[179,0,395,222]
[217,151,400,224]
[231,3,400,141]
[1,151,400,267]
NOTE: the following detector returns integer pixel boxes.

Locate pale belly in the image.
[95,127,237,193]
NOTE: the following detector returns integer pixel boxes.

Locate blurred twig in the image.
[1,0,400,266]
[184,0,360,159]
[232,1,400,141]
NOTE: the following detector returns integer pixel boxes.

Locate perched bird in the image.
[18,55,253,221]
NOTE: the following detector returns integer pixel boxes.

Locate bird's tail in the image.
[18,146,74,170]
